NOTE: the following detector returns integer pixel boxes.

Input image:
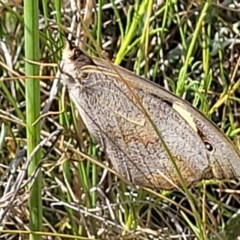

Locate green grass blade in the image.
[24,0,42,239]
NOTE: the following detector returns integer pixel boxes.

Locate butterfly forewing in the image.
[61,42,240,190]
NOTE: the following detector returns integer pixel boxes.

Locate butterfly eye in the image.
[74,49,82,59]
[203,140,214,152]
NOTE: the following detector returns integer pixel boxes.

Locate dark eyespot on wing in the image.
[203,140,214,152]
[196,128,214,152]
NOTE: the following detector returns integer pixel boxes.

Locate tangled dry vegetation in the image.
[1,0,240,239]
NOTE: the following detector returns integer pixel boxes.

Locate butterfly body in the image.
[61,42,240,189]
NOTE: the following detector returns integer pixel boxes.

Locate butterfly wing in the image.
[64,67,211,189]
[92,59,240,180]
[61,46,240,189]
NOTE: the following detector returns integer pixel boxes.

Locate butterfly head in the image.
[61,39,93,86]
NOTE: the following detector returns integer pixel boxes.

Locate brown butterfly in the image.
[60,41,240,190]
